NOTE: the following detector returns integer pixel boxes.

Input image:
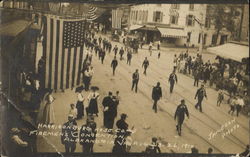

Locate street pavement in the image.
[36,33,249,154]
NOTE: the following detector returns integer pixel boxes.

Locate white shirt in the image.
[237,98,244,107]
[77,93,84,102]
[69,108,77,119]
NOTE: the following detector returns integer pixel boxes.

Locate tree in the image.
[207,4,242,44]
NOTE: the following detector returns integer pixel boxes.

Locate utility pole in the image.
[194,13,204,54]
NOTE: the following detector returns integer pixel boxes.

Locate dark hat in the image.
[121,113,127,119]
[152,137,157,142]
[181,99,185,103]
[91,86,99,91]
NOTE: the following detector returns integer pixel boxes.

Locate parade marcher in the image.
[108,41,112,53]
[76,90,85,119]
[111,56,118,76]
[228,96,237,115]
[119,47,125,60]
[69,103,77,120]
[87,87,100,116]
[168,71,178,93]
[102,92,113,128]
[145,137,161,154]
[112,114,132,153]
[79,116,97,153]
[127,49,132,65]
[158,51,161,59]
[142,57,149,75]
[100,48,106,64]
[174,99,189,136]
[217,90,224,106]
[113,45,118,56]
[149,42,153,56]
[152,82,162,113]
[42,90,55,125]
[193,68,201,87]
[61,115,78,153]
[157,41,161,50]
[131,69,139,93]
[194,84,207,112]
[236,96,244,117]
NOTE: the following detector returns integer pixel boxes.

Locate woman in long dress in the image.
[87,89,99,116]
[76,91,85,119]
[42,91,55,125]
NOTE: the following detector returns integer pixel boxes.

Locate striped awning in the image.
[158,27,187,38]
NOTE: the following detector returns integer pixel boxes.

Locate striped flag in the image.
[112,9,123,29]
[42,15,85,90]
[86,6,98,21]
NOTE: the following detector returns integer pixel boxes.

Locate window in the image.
[170,15,178,24]
[186,15,195,26]
[187,32,191,42]
[171,4,180,9]
[198,33,201,43]
[139,10,142,21]
[135,11,138,20]
[153,11,163,22]
[205,17,211,28]
[189,4,194,10]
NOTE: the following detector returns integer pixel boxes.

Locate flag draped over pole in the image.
[42,15,85,90]
[87,6,98,21]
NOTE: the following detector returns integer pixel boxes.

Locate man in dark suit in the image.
[142,57,149,75]
[111,56,118,76]
[131,69,139,93]
[113,45,118,56]
[152,82,162,113]
[102,92,113,128]
[61,115,78,153]
[174,99,189,136]
[195,84,207,112]
[168,71,178,93]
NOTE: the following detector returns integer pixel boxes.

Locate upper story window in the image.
[170,15,178,24]
[171,4,180,9]
[153,11,163,23]
[205,17,211,28]
[186,15,195,26]
[189,4,194,10]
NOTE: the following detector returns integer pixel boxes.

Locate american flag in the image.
[42,15,85,90]
[112,9,123,29]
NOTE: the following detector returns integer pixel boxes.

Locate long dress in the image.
[87,92,99,115]
[76,93,84,119]
[42,94,55,124]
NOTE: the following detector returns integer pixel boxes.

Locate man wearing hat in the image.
[113,114,131,153]
[194,84,207,112]
[174,100,189,136]
[152,82,162,113]
[131,69,139,93]
[168,71,178,93]
[102,92,113,128]
[61,114,78,153]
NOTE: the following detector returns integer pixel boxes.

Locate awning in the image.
[129,25,143,31]
[207,43,249,62]
[158,27,187,38]
[0,20,32,37]
[140,25,158,31]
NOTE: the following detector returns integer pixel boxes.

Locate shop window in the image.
[205,17,211,28]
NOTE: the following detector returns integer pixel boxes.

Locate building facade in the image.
[128,4,232,48]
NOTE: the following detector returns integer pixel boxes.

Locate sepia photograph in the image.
[0,0,249,156]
